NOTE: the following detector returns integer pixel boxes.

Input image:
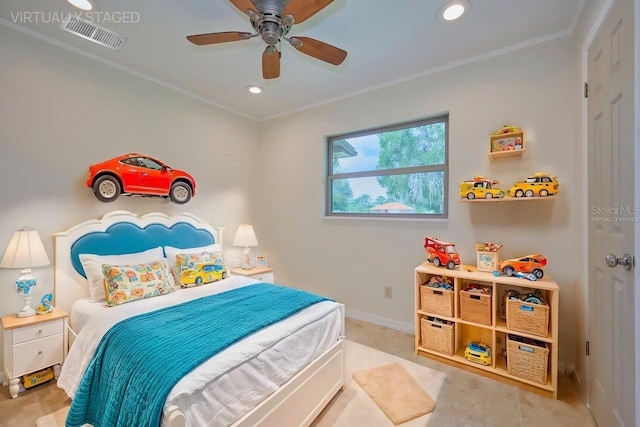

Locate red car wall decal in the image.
[86,153,196,204]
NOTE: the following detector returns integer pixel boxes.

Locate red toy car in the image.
[86,153,196,204]
[424,237,460,270]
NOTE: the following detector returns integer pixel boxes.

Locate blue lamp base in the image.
[15,269,37,318]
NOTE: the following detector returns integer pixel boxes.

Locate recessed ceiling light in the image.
[246,85,263,94]
[68,0,93,11]
[438,0,470,22]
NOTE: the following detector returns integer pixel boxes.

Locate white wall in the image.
[0,27,259,369]
[257,37,580,367]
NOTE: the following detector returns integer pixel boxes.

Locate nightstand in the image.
[2,307,68,399]
[230,267,275,283]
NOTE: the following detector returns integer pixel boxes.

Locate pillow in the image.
[101,260,173,307]
[79,247,165,302]
[174,251,228,288]
[164,244,221,280]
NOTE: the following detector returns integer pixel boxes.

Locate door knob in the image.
[605,253,633,270]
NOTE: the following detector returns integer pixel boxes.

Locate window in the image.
[326,115,448,218]
[137,157,164,170]
[121,158,140,167]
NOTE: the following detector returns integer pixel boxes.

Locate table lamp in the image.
[0,227,50,317]
[232,224,258,270]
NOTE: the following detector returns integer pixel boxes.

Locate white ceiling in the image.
[0,0,585,121]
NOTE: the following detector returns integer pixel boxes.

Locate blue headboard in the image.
[70,222,215,278]
[54,211,224,313]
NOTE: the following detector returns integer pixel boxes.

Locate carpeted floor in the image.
[35,340,445,427]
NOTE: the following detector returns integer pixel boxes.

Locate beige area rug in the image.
[36,340,445,427]
[352,362,436,425]
[312,340,445,426]
[35,406,68,427]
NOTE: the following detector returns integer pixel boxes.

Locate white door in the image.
[587,0,636,426]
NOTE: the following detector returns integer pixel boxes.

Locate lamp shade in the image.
[232,224,258,248]
[0,228,50,269]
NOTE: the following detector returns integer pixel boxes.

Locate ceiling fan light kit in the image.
[187,0,347,80]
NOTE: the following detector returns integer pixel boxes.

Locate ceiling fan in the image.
[186,0,347,79]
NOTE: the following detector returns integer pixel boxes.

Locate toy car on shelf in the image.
[459,176,505,200]
[86,153,196,204]
[464,341,492,366]
[424,237,460,270]
[509,172,559,198]
[498,254,547,279]
[490,125,521,135]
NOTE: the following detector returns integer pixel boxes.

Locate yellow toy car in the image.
[491,125,521,135]
[464,341,492,366]
[509,172,559,198]
[181,262,228,285]
[459,176,505,200]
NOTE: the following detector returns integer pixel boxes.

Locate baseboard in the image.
[345,309,414,334]
[571,367,590,407]
[558,362,575,376]
[573,366,583,385]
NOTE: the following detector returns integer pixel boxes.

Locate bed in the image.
[53,210,345,427]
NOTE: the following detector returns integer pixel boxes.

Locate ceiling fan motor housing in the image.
[250,0,292,45]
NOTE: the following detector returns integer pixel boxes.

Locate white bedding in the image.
[58,276,343,426]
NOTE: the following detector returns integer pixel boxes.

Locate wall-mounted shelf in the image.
[460,195,558,203]
[488,149,525,161]
[489,131,525,162]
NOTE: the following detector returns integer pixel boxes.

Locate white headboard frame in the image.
[53,210,224,315]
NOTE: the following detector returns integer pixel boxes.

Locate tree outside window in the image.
[326,115,448,218]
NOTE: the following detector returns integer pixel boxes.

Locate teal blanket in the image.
[65,283,330,427]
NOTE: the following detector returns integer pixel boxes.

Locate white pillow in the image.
[164,244,221,279]
[79,247,166,302]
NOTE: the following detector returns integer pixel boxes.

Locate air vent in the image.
[60,15,126,51]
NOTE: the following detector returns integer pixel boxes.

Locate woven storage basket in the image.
[459,288,492,325]
[506,298,549,337]
[420,317,455,355]
[506,335,549,384]
[420,286,454,317]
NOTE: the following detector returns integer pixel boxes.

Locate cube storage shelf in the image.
[414,262,559,399]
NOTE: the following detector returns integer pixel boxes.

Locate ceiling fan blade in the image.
[229,0,257,14]
[187,31,252,45]
[284,0,333,24]
[262,46,281,79]
[290,36,347,65]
